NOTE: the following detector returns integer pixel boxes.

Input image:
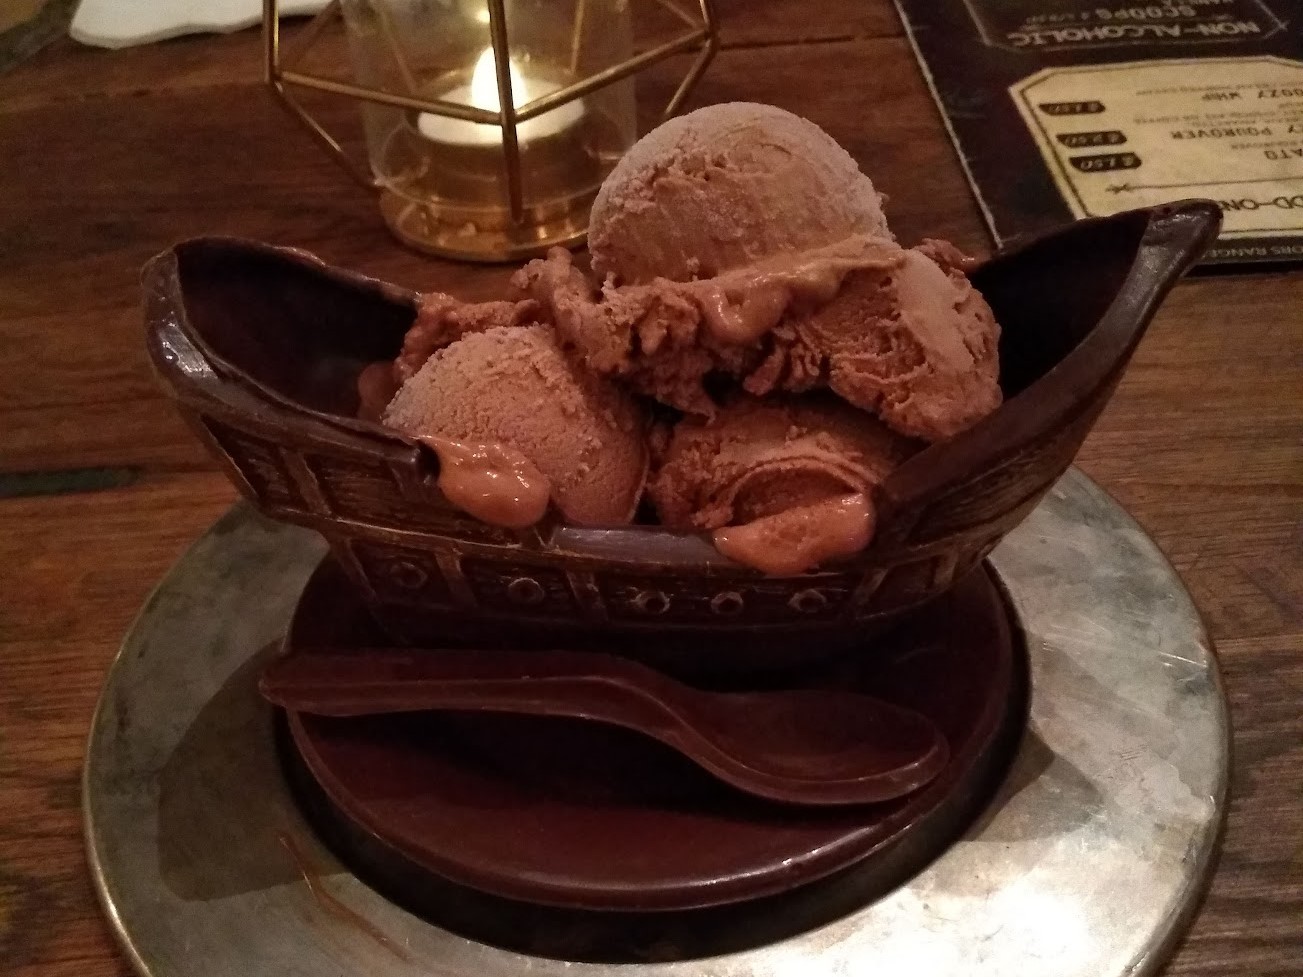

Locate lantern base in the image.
[378,187,592,262]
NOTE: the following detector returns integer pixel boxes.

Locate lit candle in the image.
[417,47,585,147]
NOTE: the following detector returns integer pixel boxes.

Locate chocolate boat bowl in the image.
[144,201,1220,676]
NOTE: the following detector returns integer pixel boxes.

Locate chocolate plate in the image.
[282,561,1022,913]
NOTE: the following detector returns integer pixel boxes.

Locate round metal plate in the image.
[84,468,1229,977]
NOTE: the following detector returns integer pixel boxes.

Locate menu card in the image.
[893,0,1303,264]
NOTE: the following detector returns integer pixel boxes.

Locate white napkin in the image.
[70,0,330,50]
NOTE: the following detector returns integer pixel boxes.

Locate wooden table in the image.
[0,4,1299,975]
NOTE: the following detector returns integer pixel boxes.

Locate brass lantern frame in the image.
[261,0,719,227]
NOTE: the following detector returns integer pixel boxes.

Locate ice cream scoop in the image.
[394,292,540,383]
[751,243,1003,440]
[589,102,892,285]
[517,239,1000,440]
[383,325,648,526]
[649,395,918,531]
[649,396,918,574]
[513,236,905,418]
[356,291,540,421]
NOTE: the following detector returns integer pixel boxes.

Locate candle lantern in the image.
[263,0,719,261]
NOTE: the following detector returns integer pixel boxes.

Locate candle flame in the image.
[468,46,529,114]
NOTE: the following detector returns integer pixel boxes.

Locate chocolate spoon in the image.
[260,647,948,806]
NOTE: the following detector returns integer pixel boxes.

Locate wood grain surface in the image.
[1,4,1300,976]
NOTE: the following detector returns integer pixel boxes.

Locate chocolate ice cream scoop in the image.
[356,291,540,422]
[589,102,892,285]
[649,395,918,532]
[514,236,904,417]
[394,292,539,383]
[649,396,918,574]
[517,239,1000,440]
[753,245,1003,441]
[384,325,648,527]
